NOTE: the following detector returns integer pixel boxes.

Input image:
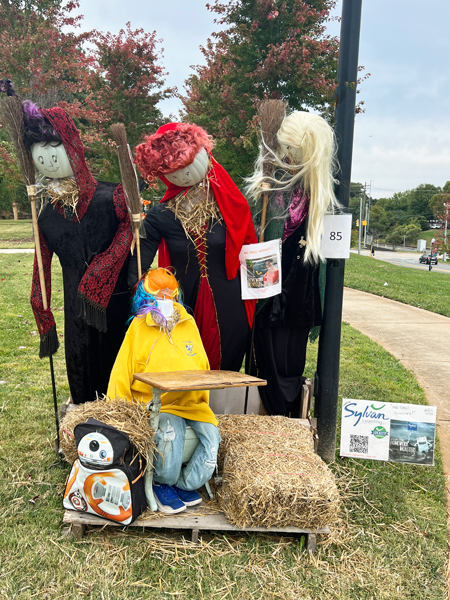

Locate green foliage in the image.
[385,222,421,248]
[368,203,395,238]
[408,183,441,223]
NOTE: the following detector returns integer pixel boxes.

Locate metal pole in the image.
[358,196,362,254]
[364,202,368,246]
[444,204,448,247]
[315,0,363,462]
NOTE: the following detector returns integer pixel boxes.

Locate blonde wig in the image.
[246,110,339,264]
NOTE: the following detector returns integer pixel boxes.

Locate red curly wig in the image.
[134,122,215,183]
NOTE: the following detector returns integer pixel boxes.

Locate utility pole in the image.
[315,0,363,462]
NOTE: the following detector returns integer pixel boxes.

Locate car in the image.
[419,253,438,264]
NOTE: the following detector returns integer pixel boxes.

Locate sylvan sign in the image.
[340,399,436,465]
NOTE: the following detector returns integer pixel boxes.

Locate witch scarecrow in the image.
[246,110,340,417]
[131,122,257,372]
[1,91,133,404]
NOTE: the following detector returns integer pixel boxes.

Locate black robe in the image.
[38,182,131,404]
[254,199,322,417]
[128,203,248,372]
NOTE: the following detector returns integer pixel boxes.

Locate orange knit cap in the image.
[142,268,179,300]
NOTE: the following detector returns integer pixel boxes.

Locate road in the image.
[351,248,450,274]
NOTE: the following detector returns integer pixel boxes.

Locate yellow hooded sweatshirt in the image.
[107,303,217,427]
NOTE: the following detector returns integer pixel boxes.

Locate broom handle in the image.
[27,186,48,310]
[259,193,268,243]
[132,215,142,279]
[135,224,142,280]
[258,183,272,243]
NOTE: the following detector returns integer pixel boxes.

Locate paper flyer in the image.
[340,399,436,465]
[239,239,282,300]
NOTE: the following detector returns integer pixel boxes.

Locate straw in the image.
[215,415,339,529]
[59,397,155,465]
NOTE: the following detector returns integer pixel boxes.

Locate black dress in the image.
[128,203,248,372]
[38,182,131,404]
[253,186,322,417]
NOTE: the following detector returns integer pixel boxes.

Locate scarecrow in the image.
[107,268,220,514]
[131,123,257,371]
[246,110,340,417]
[17,98,132,404]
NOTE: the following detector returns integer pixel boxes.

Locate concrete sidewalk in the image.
[342,287,450,477]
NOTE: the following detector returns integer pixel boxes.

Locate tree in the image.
[368,204,395,239]
[0,2,173,184]
[182,0,339,179]
[429,181,450,219]
[83,22,175,180]
[0,1,95,112]
[408,183,441,225]
[0,140,27,215]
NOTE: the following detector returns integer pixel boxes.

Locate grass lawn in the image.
[0,252,447,599]
[0,219,34,249]
[344,252,450,317]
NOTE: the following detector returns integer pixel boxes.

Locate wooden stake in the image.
[27,185,48,310]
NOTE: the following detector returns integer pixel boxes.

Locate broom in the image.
[257,99,286,242]
[110,123,143,279]
[244,100,286,414]
[1,95,61,459]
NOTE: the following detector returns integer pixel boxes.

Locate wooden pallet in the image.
[63,504,329,551]
[62,372,322,548]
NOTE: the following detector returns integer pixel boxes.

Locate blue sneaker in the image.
[153,483,186,514]
[173,486,202,507]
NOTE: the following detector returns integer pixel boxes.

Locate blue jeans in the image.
[153,413,221,491]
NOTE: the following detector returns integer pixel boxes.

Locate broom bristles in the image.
[110,123,141,216]
[1,96,35,186]
[257,99,286,177]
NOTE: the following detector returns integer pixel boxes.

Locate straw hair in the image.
[59,397,155,466]
[216,415,339,529]
[257,99,286,177]
[245,110,340,264]
[110,123,142,216]
[1,96,35,185]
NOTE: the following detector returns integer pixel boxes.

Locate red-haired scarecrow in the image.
[131,123,257,371]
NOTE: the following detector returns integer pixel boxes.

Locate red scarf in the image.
[157,156,257,327]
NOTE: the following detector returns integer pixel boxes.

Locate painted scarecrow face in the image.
[31,142,74,179]
[165,147,209,187]
[279,142,303,166]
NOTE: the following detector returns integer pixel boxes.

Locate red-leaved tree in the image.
[182,0,339,179]
[0,1,173,198]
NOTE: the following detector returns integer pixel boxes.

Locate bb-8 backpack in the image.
[63,419,147,525]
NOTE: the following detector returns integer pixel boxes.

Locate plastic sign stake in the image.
[321,214,352,259]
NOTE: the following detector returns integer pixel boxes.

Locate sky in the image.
[77,0,450,199]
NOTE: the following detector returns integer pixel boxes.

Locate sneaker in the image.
[173,486,202,507]
[153,483,186,514]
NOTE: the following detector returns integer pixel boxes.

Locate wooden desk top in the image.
[133,370,266,392]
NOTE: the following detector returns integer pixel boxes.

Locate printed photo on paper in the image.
[239,239,282,300]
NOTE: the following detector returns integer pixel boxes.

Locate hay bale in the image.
[216,414,315,471]
[215,414,339,529]
[59,397,155,464]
